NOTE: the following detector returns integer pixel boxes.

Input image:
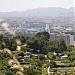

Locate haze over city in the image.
[0,0,74,12]
[0,0,75,75]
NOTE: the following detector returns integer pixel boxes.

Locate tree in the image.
[47,52,55,60]
[68,50,75,62]
[6,38,17,51]
[26,36,49,54]
[59,38,67,52]
[50,60,57,68]
[26,37,41,53]
[68,55,75,62]
[38,54,45,60]
[0,51,16,75]
[36,32,50,41]
[72,60,75,66]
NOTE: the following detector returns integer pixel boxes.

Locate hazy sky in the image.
[0,0,74,12]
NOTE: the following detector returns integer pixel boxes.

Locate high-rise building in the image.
[70,35,74,46]
[45,24,50,34]
[49,33,75,46]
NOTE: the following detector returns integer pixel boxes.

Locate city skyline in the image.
[0,0,74,12]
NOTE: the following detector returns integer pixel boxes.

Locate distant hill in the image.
[0,7,74,17]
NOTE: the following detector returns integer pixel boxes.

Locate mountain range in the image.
[0,7,74,17]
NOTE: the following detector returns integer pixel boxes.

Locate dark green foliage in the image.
[50,60,57,68]
[14,35,29,44]
[59,38,67,52]
[46,41,59,52]
[0,33,68,53]
[0,34,17,51]
[36,31,50,41]
[0,51,16,75]
[47,52,55,60]
[0,33,74,74]
[68,55,75,62]
[26,36,48,54]
[68,50,75,62]
[38,54,45,60]
[30,66,42,75]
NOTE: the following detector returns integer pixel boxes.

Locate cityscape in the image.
[0,14,75,46]
[0,0,75,75]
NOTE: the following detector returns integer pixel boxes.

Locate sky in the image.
[0,0,74,12]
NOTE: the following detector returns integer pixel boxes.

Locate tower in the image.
[45,24,50,34]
